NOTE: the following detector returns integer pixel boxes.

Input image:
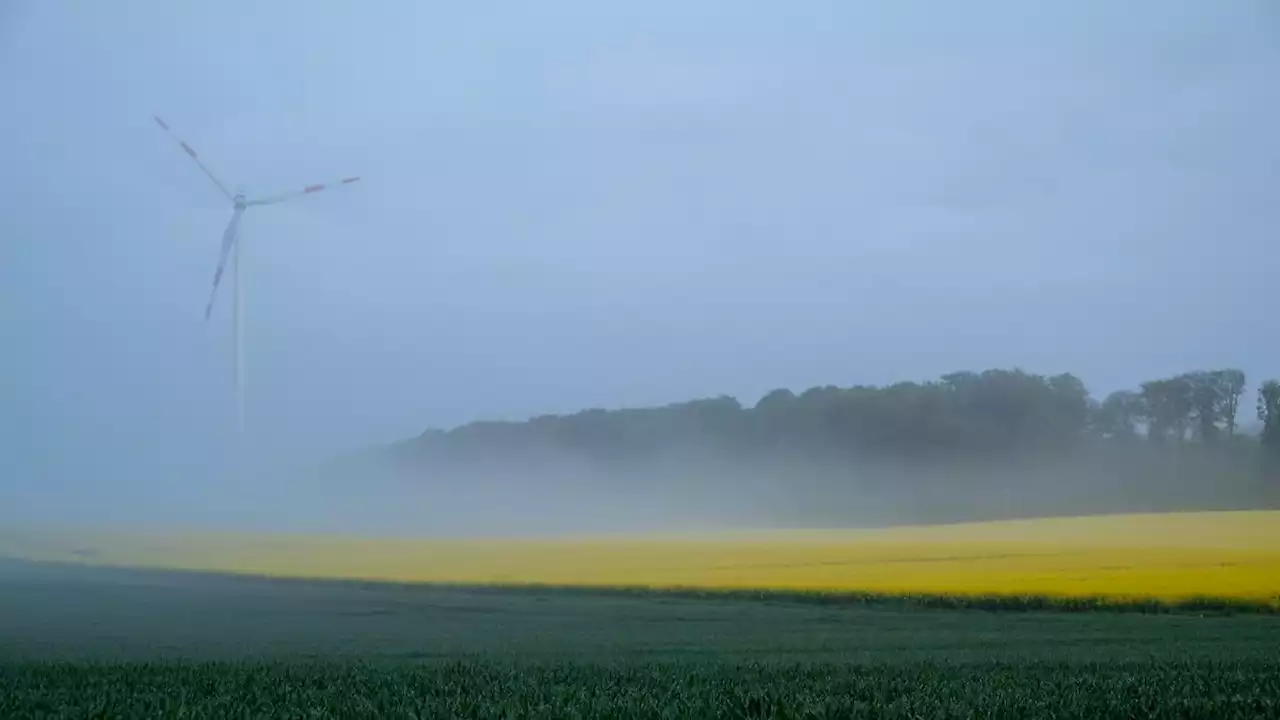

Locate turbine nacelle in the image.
[152,114,361,320]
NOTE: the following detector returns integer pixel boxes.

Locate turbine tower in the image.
[153,114,360,463]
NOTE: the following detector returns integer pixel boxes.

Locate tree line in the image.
[363,367,1280,523]
[399,368,1280,466]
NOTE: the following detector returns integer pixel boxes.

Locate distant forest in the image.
[360,369,1280,527]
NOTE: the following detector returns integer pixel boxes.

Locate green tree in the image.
[1093,390,1142,440]
[1258,380,1280,458]
[755,388,797,413]
[1186,371,1224,443]
[385,365,1273,520]
[1140,376,1194,443]
[1217,369,1247,437]
[1180,369,1248,443]
[1045,372,1092,441]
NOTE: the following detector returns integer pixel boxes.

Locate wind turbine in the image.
[153,114,360,461]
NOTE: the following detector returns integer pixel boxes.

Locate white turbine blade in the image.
[204,207,244,320]
[153,115,234,201]
[248,176,361,206]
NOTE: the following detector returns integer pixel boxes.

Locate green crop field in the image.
[6,661,1279,719]
[3,559,1280,718]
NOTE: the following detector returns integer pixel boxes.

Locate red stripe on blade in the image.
[180,142,198,158]
[303,184,325,193]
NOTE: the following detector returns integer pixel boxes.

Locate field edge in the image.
[6,557,1278,615]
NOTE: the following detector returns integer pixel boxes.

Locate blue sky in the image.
[2,0,1278,524]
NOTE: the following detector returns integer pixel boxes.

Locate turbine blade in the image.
[153,114,235,201]
[248,176,361,206]
[205,207,244,319]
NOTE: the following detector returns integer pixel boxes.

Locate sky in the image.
[2,1,1278,524]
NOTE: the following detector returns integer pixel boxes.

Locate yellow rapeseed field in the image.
[3,511,1278,602]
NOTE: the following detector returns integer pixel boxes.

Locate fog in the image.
[3,1,1279,538]
[270,443,1270,538]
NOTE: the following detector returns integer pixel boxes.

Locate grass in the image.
[5,661,1279,719]
[4,511,1279,605]
[3,560,1280,717]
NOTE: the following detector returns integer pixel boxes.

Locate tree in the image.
[1178,369,1248,443]
[755,389,797,413]
[380,366,1273,517]
[1186,371,1225,443]
[1093,390,1143,440]
[1217,369,1247,437]
[1258,380,1280,457]
[1140,376,1194,443]
[1045,373,1092,441]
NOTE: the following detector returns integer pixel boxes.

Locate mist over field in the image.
[302,371,1278,538]
[3,0,1280,541]
[49,364,1273,540]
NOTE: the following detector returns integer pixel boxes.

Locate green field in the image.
[7,661,1278,719]
[3,560,1280,717]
